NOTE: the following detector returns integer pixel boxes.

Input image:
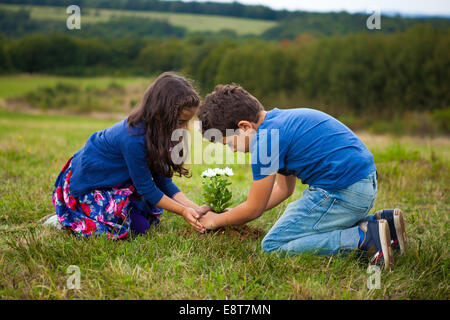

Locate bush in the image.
[213,41,298,98]
[136,39,186,74]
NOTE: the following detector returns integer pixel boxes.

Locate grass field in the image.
[0,3,277,35]
[0,74,150,99]
[0,108,448,299]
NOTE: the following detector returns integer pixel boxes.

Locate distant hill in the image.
[2,0,450,22]
[0,4,276,37]
[0,0,288,20]
[378,11,450,18]
[0,0,448,40]
[261,12,450,40]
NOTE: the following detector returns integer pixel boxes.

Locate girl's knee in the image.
[130,211,151,235]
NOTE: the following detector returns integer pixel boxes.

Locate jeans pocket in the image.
[312,198,337,232]
[304,187,331,214]
[308,186,329,197]
[336,178,376,211]
[336,187,376,213]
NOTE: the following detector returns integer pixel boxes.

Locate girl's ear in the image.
[237,120,253,132]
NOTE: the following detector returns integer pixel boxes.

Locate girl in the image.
[50,72,207,239]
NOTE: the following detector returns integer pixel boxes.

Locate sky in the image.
[183,0,450,16]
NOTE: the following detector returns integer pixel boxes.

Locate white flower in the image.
[201,167,234,177]
[223,167,234,176]
[201,168,215,178]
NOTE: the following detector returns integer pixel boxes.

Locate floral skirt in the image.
[52,157,162,239]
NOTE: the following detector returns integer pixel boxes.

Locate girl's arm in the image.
[156,194,205,233]
[172,192,211,216]
[153,173,211,216]
[120,141,205,232]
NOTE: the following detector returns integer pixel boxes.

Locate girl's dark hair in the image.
[197,84,263,138]
[127,72,200,178]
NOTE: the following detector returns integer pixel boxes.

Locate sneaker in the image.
[359,219,394,270]
[374,208,408,254]
[40,213,62,230]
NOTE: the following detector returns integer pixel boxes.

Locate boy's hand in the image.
[182,207,206,233]
[199,211,220,230]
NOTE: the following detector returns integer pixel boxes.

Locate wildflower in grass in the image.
[201,167,233,213]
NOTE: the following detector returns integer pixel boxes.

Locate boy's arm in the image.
[265,174,297,211]
[200,174,276,229]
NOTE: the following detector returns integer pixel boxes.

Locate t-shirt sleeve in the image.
[250,129,287,181]
[121,139,165,205]
[153,173,181,198]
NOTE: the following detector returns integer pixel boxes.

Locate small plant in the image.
[201,167,233,213]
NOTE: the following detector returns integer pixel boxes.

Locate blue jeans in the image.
[261,171,378,255]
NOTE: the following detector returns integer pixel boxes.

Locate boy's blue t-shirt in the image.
[250,108,376,191]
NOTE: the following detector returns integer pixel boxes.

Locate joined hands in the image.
[183,205,232,233]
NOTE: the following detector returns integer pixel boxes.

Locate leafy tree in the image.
[136,38,185,74]
[0,36,12,73]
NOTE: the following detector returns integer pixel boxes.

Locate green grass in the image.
[0,3,277,35]
[0,110,449,299]
[0,74,150,99]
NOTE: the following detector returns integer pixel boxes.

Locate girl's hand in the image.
[182,207,206,233]
[199,211,220,230]
[195,204,212,217]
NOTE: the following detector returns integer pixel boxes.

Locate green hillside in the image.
[0,3,277,35]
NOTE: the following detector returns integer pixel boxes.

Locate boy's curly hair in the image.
[197,84,263,139]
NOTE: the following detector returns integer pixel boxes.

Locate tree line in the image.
[262,13,450,39]
[1,24,448,118]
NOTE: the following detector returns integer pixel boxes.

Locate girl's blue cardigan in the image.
[69,119,180,205]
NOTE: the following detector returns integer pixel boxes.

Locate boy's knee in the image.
[261,236,280,253]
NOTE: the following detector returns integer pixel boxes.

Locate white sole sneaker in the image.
[378,219,394,271]
[374,208,408,254]
[393,208,408,254]
[42,213,62,229]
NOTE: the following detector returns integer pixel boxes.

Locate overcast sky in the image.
[183,0,450,16]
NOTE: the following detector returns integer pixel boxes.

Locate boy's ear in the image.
[237,120,253,132]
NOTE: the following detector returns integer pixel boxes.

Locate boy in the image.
[197,84,408,269]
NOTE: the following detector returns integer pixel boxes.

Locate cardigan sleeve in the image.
[153,173,181,198]
[121,139,165,205]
